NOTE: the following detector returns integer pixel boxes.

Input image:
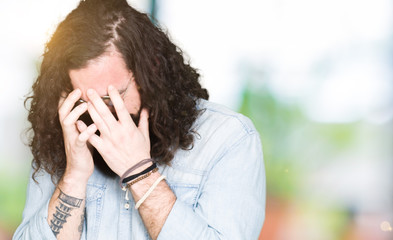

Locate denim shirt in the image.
[13,99,266,240]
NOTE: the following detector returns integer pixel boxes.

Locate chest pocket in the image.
[160,158,206,208]
[168,183,199,206]
[85,183,106,240]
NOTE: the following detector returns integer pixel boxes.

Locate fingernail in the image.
[74,89,81,95]
[108,85,115,91]
[87,89,94,96]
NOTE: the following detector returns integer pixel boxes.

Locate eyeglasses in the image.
[75,80,132,109]
[77,95,113,107]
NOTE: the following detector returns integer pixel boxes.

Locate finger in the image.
[77,123,97,144]
[58,89,82,120]
[87,102,110,135]
[138,108,150,140]
[58,92,67,108]
[62,103,88,128]
[108,85,134,126]
[76,120,88,133]
[87,133,103,151]
[87,89,117,126]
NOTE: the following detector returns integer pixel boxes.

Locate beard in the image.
[79,110,141,178]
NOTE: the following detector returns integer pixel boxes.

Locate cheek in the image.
[124,95,141,114]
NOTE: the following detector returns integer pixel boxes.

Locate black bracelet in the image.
[122,163,157,184]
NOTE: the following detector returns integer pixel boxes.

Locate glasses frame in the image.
[76,79,132,107]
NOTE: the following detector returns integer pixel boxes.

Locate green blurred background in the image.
[0,0,392,239]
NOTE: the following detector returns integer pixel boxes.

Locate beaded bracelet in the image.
[127,167,158,186]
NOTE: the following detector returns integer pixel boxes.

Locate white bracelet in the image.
[135,175,166,209]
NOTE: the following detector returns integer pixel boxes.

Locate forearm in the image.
[47,174,87,240]
[129,171,176,240]
[129,173,223,240]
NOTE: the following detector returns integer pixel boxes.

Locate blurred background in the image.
[0,0,392,239]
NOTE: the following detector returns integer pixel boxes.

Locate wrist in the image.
[60,172,88,199]
[125,162,154,178]
[120,157,153,178]
[63,169,90,185]
[129,171,161,193]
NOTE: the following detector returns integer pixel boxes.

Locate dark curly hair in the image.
[26,0,208,181]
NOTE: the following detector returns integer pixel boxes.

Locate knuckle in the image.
[62,118,73,127]
[113,126,126,136]
[94,119,104,127]
[77,135,85,144]
[117,103,126,111]
[102,111,112,119]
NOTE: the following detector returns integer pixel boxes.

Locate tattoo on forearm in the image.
[78,211,85,233]
[59,190,83,207]
[49,189,84,237]
[50,203,71,236]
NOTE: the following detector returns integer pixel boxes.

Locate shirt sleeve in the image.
[158,131,266,240]
[12,169,58,240]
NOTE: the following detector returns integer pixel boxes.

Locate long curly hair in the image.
[26,0,208,181]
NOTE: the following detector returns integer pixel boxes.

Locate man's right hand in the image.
[58,89,97,184]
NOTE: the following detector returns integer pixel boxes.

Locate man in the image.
[13,0,265,239]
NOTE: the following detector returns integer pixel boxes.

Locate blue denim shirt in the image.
[13,99,266,240]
